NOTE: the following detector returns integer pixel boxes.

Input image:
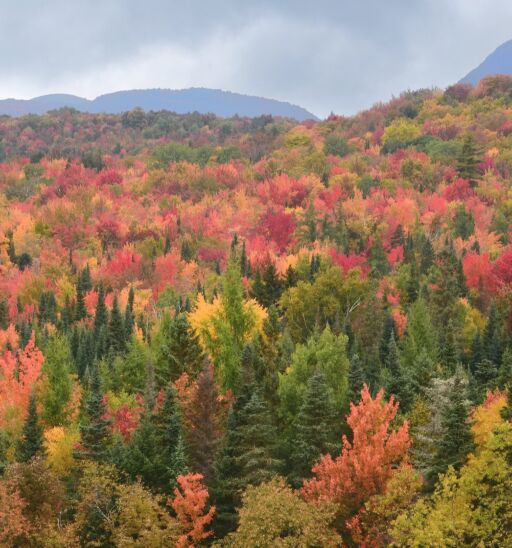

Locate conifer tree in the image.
[108,295,125,354]
[289,369,338,486]
[369,234,389,276]
[483,302,502,366]
[498,347,512,390]
[442,319,459,374]
[124,286,135,341]
[457,133,480,186]
[16,392,44,462]
[384,332,413,412]
[470,330,484,375]
[347,352,365,404]
[78,363,111,461]
[431,369,474,483]
[93,284,108,335]
[184,362,224,484]
[419,236,435,275]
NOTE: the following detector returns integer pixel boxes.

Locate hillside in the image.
[460,39,512,84]
[1,76,512,545]
[0,88,317,121]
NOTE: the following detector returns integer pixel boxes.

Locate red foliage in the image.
[301,385,410,525]
[259,208,295,253]
[169,473,215,547]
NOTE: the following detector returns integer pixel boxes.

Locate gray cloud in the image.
[1,0,512,117]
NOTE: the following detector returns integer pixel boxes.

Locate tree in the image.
[289,370,338,486]
[251,261,283,308]
[383,332,414,412]
[430,368,474,483]
[483,302,502,366]
[108,295,126,354]
[40,334,73,426]
[153,312,205,384]
[457,133,480,185]
[224,477,340,547]
[0,477,31,546]
[78,364,111,461]
[302,385,411,533]
[279,326,350,421]
[182,362,225,484]
[124,286,135,341]
[347,352,365,404]
[16,392,44,462]
[170,473,215,548]
[401,297,438,371]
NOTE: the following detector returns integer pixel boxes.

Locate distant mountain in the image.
[0,88,317,121]
[460,40,512,85]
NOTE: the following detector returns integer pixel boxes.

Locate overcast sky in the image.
[1,0,512,118]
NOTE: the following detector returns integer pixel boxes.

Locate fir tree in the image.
[457,133,480,186]
[442,319,459,374]
[470,330,484,375]
[93,284,108,336]
[347,352,365,404]
[75,280,88,322]
[419,236,435,275]
[498,347,512,390]
[108,295,125,354]
[483,302,502,366]
[78,363,111,461]
[431,369,474,483]
[369,234,389,276]
[384,332,413,412]
[289,370,338,486]
[124,286,135,341]
[16,392,44,462]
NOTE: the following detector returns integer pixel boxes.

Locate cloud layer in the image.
[2,0,512,117]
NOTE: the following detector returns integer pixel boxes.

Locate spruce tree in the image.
[108,295,125,354]
[498,347,512,390]
[289,370,338,486]
[483,302,502,366]
[124,286,135,341]
[442,319,459,374]
[470,330,484,375]
[347,352,365,404]
[78,363,111,461]
[75,281,87,322]
[384,332,413,412]
[431,369,474,483]
[457,133,480,186]
[93,284,108,336]
[16,392,44,462]
[369,234,389,276]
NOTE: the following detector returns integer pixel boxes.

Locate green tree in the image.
[78,364,111,461]
[431,369,474,484]
[457,133,480,186]
[40,334,73,426]
[289,370,338,486]
[279,326,350,421]
[16,393,44,462]
[108,295,125,354]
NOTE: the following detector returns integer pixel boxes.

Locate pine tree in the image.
[16,392,44,462]
[442,319,459,374]
[470,330,484,375]
[457,133,480,186]
[384,332,413,412]
[498,347,512,390]
[483,302,502,366]
[154,313,204,385]
[369,234,389,276]
[108,295,125,354]
[347,352,365,404]
[78,363,111,461]
[124,286,135,342]
[184,362,224,484]
[93,284,108,336]
[75,287,87,325]
[289,370,338,486]
[431,368,474,483]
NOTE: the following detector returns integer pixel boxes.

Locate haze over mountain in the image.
[460,39,512,85]
[0,88,317,121]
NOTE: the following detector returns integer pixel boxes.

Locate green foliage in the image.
[16,393,44,463]
[279,326,349,420]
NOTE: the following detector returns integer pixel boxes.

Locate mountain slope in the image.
[0,88,317,121]
[460,40,512,85]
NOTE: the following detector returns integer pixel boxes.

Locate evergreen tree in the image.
[419,236,435,275]
[483,302,502,366]
[252,262,283,308]
[470,330,484,375]
[442,319,459,374]
[384,332,413,412]
[380,313,396,365]
[289,370,338,486]
[431,369,474,483]
[473,359,498,400]
[457,133,480,186]
[180,240,192,262]
[185,362,224,484]
[498,347,512,390]
[78,364,111,461]
[41,334,73,426]
[369,234,389,276]
[108,295,125,354]
[153,312,204,385]
[38,290,57,325]
[391,224,405,248]
[93,284,108,336]
[75,278,88,322]
[347,352,365,404]
[124,286,135,341]
[16,392,44,462]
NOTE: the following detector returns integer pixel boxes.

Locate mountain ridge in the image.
[0,87,318,121]
[460,39,512,85]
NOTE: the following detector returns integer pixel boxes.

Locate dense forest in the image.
[2,75,512,546]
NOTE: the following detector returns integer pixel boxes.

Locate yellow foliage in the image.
[44,426,80,476]
[382,118,421,146]
[471,391,507,448]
